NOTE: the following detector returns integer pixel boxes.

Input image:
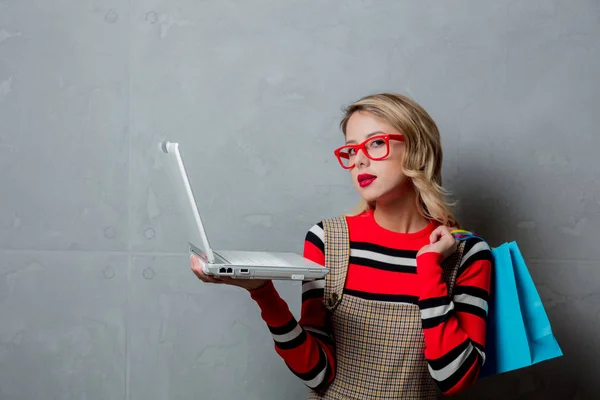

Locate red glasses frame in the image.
[333,133,404,169]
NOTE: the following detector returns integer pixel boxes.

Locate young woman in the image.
[191,93,493,399]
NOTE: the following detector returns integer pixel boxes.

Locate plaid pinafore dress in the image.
[307,216,465,400]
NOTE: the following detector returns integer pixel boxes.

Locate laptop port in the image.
[219,267,227,273]
[226,268,233,274]
[240,269,249,274]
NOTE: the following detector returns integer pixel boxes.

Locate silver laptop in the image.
[159,140,329,281]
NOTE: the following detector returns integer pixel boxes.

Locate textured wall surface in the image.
[1,0,599,399]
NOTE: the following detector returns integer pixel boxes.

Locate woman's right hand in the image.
[190,254,270,291]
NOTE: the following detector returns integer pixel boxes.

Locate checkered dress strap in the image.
[440,240,467,296]
[322,216,350,312]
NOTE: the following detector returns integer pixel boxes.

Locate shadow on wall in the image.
[450,162,595,399]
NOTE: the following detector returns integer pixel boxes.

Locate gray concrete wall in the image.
[1,1,598,399]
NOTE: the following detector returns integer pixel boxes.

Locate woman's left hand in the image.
[417,226,459,260]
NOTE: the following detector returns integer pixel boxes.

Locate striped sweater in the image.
[249,210,493,396]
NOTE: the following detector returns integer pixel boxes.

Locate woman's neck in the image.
[372,188,430,234]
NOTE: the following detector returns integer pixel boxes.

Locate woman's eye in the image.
[370,139,385,147]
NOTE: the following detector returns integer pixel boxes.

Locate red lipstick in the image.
[357,173,377,187]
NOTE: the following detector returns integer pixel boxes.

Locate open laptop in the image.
[159,140,329,281]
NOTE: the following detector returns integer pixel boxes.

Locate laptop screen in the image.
[160,141,216,263]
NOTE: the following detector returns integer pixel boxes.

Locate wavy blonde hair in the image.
[340,93,457,227]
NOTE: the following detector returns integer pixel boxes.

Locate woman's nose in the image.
[354,148,369,167]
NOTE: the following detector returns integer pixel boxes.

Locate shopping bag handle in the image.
[450,229,485,243]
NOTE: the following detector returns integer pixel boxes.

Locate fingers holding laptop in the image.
[190,254,269,290]
[190,254,222,284]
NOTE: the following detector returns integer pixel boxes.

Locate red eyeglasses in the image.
[333,134,404,169]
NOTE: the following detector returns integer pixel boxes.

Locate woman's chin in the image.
[356,187,381,204]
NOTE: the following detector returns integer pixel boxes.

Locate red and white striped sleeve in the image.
[416,237,493,395]
[249,221,336,390]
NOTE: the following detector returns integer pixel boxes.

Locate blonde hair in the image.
[340,93,457,227]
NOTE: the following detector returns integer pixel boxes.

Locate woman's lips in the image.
[358,174,377,187]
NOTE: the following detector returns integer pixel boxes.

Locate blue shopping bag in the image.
[451,232,563,378]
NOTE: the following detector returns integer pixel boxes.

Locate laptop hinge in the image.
[189,243,228,264]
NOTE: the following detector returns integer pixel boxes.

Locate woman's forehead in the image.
[345,112,398,143]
